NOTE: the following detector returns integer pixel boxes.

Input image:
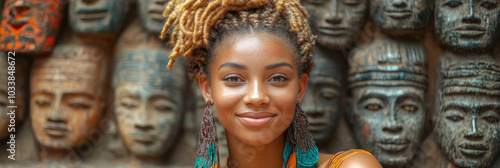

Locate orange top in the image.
[285,149,373,168]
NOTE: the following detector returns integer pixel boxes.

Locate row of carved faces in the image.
[2,0,498,54]
[0,0,166,53]
[303,0,499,52]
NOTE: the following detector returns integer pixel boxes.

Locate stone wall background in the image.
[0,0,499,167]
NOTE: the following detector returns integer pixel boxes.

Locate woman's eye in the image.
[481,1,498,10]
[401,105,418,113]
[446,115,464,122]
[444,1,463,8]
[483,116,499,124]
[269,75,289,83]
[223,75,244,83]
[364,104,382,111]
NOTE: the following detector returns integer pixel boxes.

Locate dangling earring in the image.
[285,103,319,168]
[195,99,220,168]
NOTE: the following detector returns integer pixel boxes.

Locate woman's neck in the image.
[226,131,286,168]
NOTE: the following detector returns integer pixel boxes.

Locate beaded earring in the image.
[195,100,220,168]
[284,103,319,168]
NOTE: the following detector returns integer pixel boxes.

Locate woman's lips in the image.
[237,112,276,127]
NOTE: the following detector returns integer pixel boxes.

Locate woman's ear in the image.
[298,74,308,103]
[198,75,213,102]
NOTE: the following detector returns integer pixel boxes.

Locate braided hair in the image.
[160,0,315,78]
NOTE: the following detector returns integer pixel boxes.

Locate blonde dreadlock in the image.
[160,0,315,78]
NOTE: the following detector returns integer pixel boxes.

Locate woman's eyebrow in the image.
[265,62,294,70]
[218,62,247,71]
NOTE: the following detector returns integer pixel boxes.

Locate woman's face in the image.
[199,33,308,146]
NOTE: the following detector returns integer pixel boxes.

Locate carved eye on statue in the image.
[68,102,91,110]
[120,98,139,109]
[482,112,500,123]
[319,88,338,102]
[343,0,360,6]
[152,99,176,113]
[481,1,498,10]
[305,0,326,5]
[401,104,418,113]
[67,97,92,110]
[445,114,464,122]
[365,104,382,111]
[155,104,173,112]
[34,97,52,108]
[444,1,463,8]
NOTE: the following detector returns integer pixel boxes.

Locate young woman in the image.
[160,0,382,167]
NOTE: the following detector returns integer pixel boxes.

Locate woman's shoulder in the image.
[317,149,382,168]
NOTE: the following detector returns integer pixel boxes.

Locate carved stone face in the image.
[138,0,168,34]
[371,0,432,33]
[303,0,368,49]
[348,86,426,166]
[434,94,500,168]
[0,0,65,53]
[302,55,342,142]
[69,0,128,34]
[30,44,105,149]
[113,50,186,157]
[0,53,28,140]
[435,0,500,53]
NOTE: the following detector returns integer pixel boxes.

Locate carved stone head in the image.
[434,55,500,168]
[303,54,343,142]
[113,49,187,158]
[0,52,28,140]
[371,0,432,34]
[0,0,65,53]
[138,0,168,34]
[302,0,368,49]
[435,0,500,54]
[30,44,107,150]
[69,0,129,35]
[347,38,428,166]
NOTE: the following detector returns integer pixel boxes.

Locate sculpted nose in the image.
[326,1,342,24]
[462,2,480,24]
[382,106,403,134]
[464,116,484,141]
[243,81,270,107]
[135,104,154,131]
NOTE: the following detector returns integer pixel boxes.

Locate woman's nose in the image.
[243,80,270,107]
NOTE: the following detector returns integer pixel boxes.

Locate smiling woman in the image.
[160,0,382,168]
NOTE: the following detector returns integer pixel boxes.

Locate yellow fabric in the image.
[227,149,372,168]
[284,149,373,168]
[324,149,373,168]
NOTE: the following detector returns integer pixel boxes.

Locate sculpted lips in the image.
[377,139,410,153]
[454,26,486,37]
[44,123,68,137]
[237,112,277,127]
[385,10,412,19]
[76,9,108,22]
[459,142,488,157]
[319,26,349,36]
[131,133,157,144]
